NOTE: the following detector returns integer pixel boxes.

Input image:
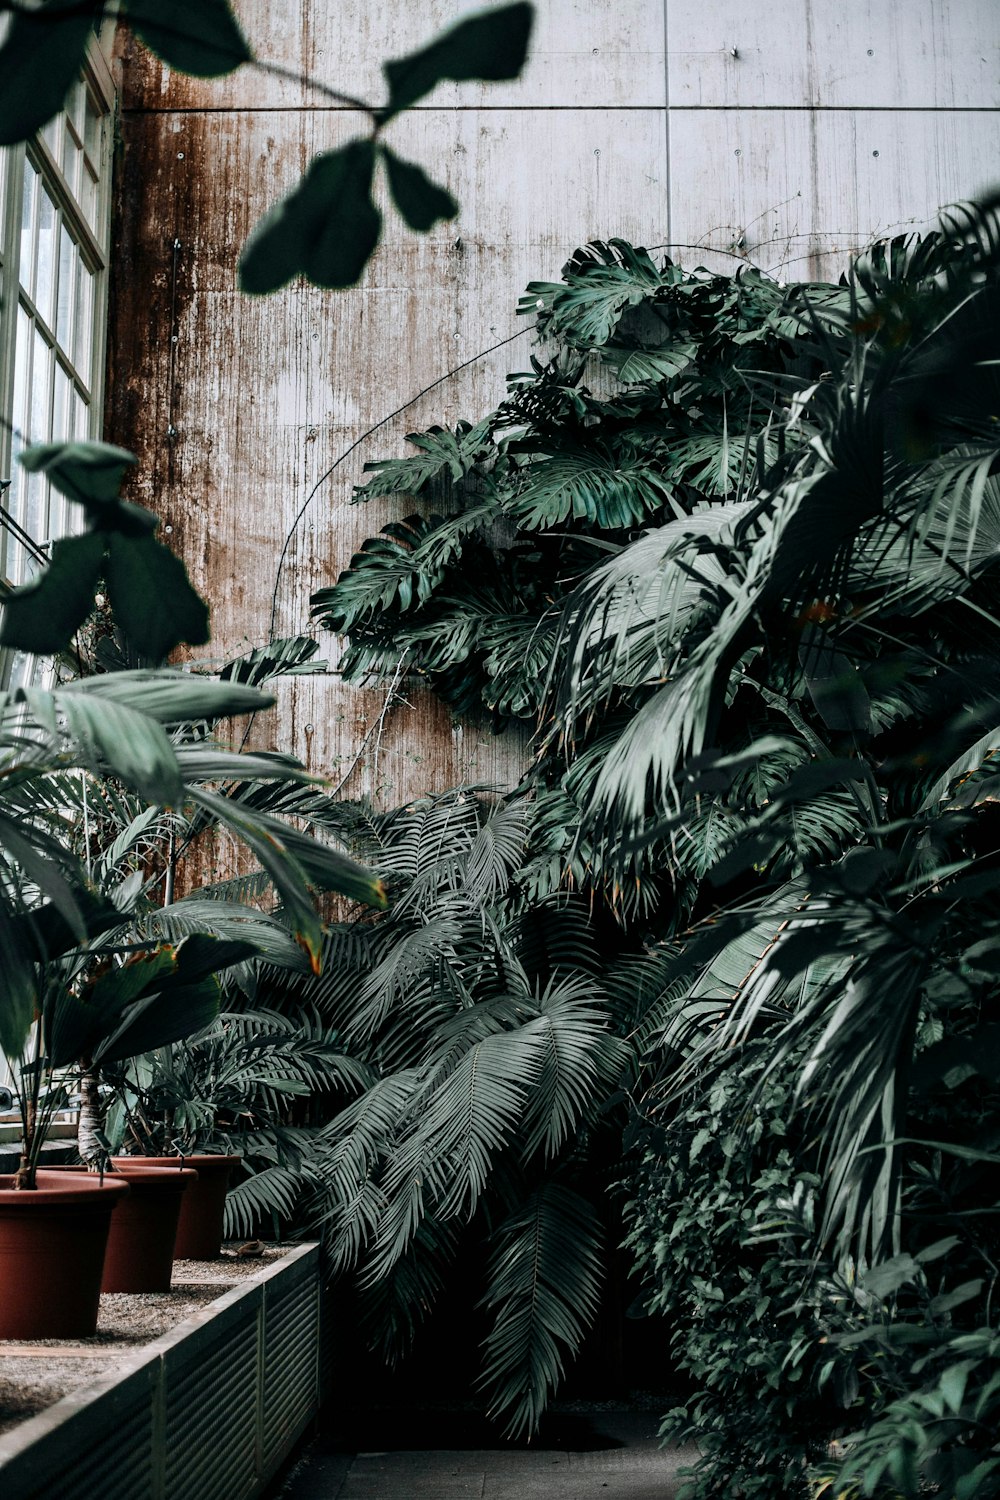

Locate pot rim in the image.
[0,1170,130,1206]
[115,1153,241,1170]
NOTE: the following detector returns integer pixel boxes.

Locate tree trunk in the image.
[78,1065,104,1164]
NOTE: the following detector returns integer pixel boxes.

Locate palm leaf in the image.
[517,975,627,1161]
[462,799,532,904]
[477,1184,604,1438]
[356,418,494,500]
[366,1031,535,1277]
[316,1070,421,1274]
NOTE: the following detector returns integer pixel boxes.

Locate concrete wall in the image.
[107,1,1000,832]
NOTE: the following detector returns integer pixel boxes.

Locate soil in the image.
[0,1243,291,1436]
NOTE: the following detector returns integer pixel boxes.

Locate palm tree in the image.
[259,788,628,1438]
[0,442,386,1184]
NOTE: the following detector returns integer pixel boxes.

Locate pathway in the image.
[271,1408,696,1500]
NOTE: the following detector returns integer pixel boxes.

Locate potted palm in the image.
[0,439,386,1331]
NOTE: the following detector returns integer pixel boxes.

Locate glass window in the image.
[0,45,115,685]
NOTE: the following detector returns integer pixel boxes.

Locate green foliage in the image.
[381,148,458,232]
[0,0,98,147]
[622,1051,859,1499]
[312,200,1000,1479]
[380,3,534,122]
[0,442,209,659]
[0,441,386,1196]
[122,0,252,77]
[817,1328,1000,1499]
[256,789,626,1437]
[237,3,533,292]
[239,141,382,294]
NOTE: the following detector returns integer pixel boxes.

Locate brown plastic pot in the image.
[0,1169,130,1339]
[124,1154,241,1259]
[102,1162,199,1291]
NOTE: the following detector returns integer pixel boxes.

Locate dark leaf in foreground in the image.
[382,2,534,121]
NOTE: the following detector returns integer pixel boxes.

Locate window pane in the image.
[67,80,85,138]
[6,651,34,690]
[53,364,71,441]
[31,328,51,442]
[41,116,59,157]
[80,163,98,232]
[23,331,52,552]
[12,307,30,443]
[56,224,75,352]
[61,122,80,195]
[73,257,94,377]
[35,185,56,325]
[19,157,36,298]
[84,90,102,162]
[4,312,31,584]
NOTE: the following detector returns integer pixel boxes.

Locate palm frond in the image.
[315,1070,422,1274]
[477,1184,604,1438]
[358,1216,461,1365]
[518,239,670,348]
[462,799,532,905]
[505,443,677,530]
[223,1163,302,1237]
[366,1031,536,1277]
[517,975,627,1161]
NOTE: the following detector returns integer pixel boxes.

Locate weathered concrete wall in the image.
[106,1,1000,820]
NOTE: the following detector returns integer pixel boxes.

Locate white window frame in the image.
[0,32,116,688]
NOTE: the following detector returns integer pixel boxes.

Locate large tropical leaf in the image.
[356,420,494,500]
[478,1184,604,1438]
[505,443,676,530]
[518,240,670,348]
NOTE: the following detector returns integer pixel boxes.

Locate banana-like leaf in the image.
[189,788,386,971]
[0,902,40,1056]
[56,689,183,806]
[93,979,222,1066]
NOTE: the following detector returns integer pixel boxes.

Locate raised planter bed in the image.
[0,1242,324,1500]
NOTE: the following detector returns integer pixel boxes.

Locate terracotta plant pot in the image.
[125,1154,241,1259]
[0,1170,130,1339]
[102,1162,199,1292]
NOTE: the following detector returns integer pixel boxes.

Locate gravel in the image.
[0,1243,291,1436]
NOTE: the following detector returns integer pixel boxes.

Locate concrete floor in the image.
[272,1409,697,1500]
